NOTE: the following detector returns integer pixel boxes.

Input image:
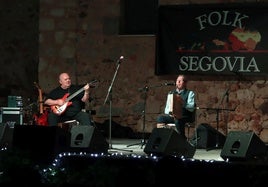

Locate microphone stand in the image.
[201,89,235,151]
[126,83,166,149]
[126,86,148,148]
[220,88,231,136]
[104,57,132,153]
[224,90,230,136]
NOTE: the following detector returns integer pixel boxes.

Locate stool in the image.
[58,120,79,131]
[166,123,178,132]
[157,123,178,132]
[161,123,195,141]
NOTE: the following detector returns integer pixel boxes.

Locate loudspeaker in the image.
[220,131,267,161]
[12,125,71,164]
[0,123,14,149]
[196,123,226,149]
[70,125,109,153]
[144,128,196,158]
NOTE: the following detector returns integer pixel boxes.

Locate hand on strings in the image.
[84,83,90,91]
[57,99,65,106]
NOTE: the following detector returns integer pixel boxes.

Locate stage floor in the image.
[107,138,224,161]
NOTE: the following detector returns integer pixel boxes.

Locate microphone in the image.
[138,86,149,92]
[116,56,124,64]
[164,82,175,86]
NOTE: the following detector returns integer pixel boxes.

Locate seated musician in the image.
[44,72,93,126]
[156,74,196,139]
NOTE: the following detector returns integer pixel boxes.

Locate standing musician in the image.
[156,74,196,139]
[44,72,93,126]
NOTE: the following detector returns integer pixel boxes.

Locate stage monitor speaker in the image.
[196,123,226,149]
[220,131,267,161]
[12,125,71,164]
[144,128,196,158]
[0,123,14,149]
[70,125,109,153]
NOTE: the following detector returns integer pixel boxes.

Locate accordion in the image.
[168,93,183,119]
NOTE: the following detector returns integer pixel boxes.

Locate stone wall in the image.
[1,0,267,143]
[38,0,268,143]
[0,0,39,104]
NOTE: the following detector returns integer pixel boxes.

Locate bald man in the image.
[44,72,93,126]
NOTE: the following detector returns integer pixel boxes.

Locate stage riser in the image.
[55,154,268,186]
[1,125,108,164]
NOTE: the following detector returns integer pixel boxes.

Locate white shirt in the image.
[164,89,195,115]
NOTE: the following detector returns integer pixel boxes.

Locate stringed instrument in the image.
[51,80,98,115]
[34,82,48,126]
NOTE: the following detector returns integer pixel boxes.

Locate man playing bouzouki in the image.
[44,72,93,126]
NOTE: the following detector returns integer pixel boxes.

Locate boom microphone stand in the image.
[104,56,132,153]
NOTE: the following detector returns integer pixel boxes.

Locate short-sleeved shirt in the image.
[46,84,85,117]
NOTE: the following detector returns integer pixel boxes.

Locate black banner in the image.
[155,3,268,76]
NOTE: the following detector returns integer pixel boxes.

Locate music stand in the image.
[103,56,132,153]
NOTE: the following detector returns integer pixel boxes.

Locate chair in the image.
[164,109,197,141]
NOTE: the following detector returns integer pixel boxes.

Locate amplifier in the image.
[8,96,23,107]
[0,107,23,126]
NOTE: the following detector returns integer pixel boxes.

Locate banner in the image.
[155,3,268,76]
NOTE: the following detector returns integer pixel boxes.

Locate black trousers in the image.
[156,114,191,138]
[47,110,92,126]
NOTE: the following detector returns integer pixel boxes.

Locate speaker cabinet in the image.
[0,107,23,125]
[196,123,226,149]
[220,131,267,161]
[70,125,109,153]
[0,123,14,149]
[12,125,71,164]
[144,128,196,158]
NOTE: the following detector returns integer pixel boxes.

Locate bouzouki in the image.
[34,82,48,126]
[51,80,98,115]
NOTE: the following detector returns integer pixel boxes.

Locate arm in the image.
[44,98,65,106]
[81,83,90,102]
[164,94,171,114]
[185,91,195,112]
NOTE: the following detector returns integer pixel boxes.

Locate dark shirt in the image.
[46,85,85,117]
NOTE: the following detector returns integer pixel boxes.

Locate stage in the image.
[41,138,267,187]
[1,126,268,186]
[108,138,224,161]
